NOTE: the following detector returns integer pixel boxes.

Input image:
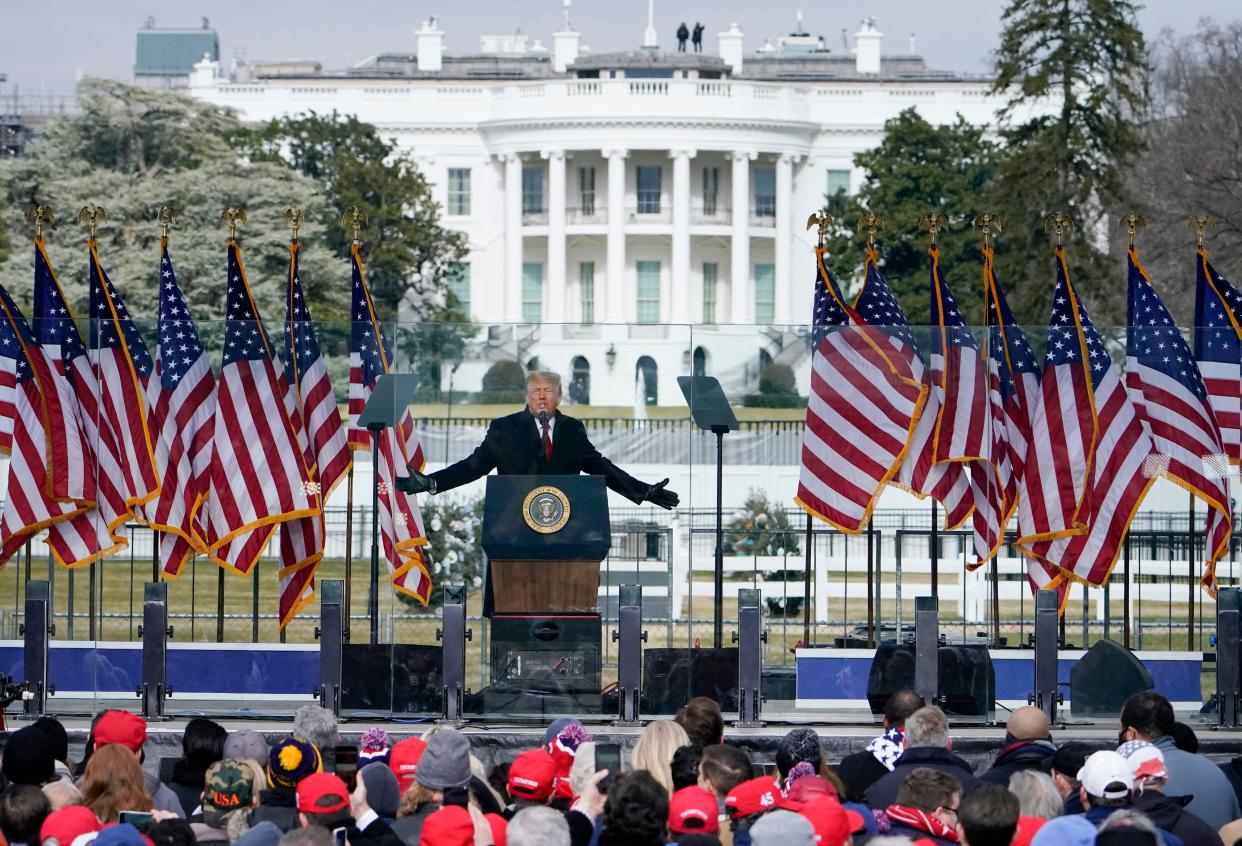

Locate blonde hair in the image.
[630,720,690,796]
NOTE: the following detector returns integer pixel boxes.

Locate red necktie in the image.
[541,420,552,461]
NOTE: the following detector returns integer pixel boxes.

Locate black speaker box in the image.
[866,641,995,717]
[341,643,442,714]
[641,647,740,714]
[1070,639,1153,718]
[490,614,601,694]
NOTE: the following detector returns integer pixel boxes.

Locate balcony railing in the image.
[566,206,606,224]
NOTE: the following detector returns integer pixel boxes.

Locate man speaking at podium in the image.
[396,371,680,509]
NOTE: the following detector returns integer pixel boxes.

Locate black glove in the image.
[645,478,679,509]
[395,469,434,495]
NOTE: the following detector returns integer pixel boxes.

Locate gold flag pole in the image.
[158,206,176,245]
[858,210,884,252]
[339,206,368,617]
[805,209,832,249]
[1188,215,1216,248]
[1119,211,1146,250]
[1043,212,1074,249]
[220,206,247,241]
[918,211,949,248]
[77,204,108,243]
[284,208,304,246]
[25,205,55,241]
[973,212,1002,251]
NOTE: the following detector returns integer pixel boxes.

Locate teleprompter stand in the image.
[356,373,421,645]
[678,376,738,649]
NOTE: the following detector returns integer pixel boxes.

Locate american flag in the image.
[88,243,159,511]
[1126,248,1230,593]
[982,248,1060,591]
[143,241,216,577]
[348,243,431,602]
[34,242,130,567]
[204,243,316,575]
[880,252,972,530]
[0,281,90,566]
[1193,247,1242,468]
[1023,250,1155,587]
[278,243,351,626]
[1015,249,1097,546]
[795,247,928,532]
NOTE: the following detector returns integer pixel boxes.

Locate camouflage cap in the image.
[203,758,259,827]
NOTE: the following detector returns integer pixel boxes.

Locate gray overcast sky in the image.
[1,1,1237,94]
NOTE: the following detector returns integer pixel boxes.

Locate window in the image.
[636,356,658,405]
[702,262,718,324]
[754,168,776,217]
[827,169,851,197]
[447,168,471,216]
[522,166,544,214]
[446,261,470,315]
[579,261,595,324]
[636,166,662,214]
[636,261,661,324]
[522,262,543,323]
[702,167,720,216]
[755,263,775,324]
[579,166,596,216]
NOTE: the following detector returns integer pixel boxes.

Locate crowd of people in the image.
[0,690,1240,846]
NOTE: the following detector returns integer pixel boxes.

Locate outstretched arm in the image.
[396,421,501,495]
[580,439,679,508]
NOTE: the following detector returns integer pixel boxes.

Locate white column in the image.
[503,154,523,323]
[730,150,755,324]
[544,149,567,324]
[670,149,695,325]
[774,153,795,325]
[604,149,628,323]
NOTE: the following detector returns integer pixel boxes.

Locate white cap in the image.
[1078,750,1134,799]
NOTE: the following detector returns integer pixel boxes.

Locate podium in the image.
[483,475,611,613]
[482,475,611,702]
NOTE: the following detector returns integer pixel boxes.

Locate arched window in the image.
[526,356,541,372]
[693,346,708,377]
[636,355,658,406]
[569,355,591,404]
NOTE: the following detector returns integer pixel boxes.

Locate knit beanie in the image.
[415,729,472,791]
[267,736,322,790]
[31,717,70,765]
[776,728,822,778]
[546,722,591,801]
[359,728,392,767]
[2,725,56,785]
[359,762,401,818]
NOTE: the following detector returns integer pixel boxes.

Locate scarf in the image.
[866,727,905,771]
[884,804,960,842]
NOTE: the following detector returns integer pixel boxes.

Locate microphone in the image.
[539,410,549,426]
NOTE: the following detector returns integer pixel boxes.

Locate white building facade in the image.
[188,14,1040,406]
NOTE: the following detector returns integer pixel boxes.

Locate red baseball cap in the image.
[508,749,559,801]
[388,737,427,793]
[41,806,102,846]
[420,805,473,846]
[668,786,720,835]
[724,776,780,820]
[94,711,147,754]
[295,772,350,815]
[485,812,508,846]
[794,797,866,846]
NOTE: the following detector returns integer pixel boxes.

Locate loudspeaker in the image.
[340,644,442,714]
[641,647,740,714]
[1070,639,1153,718]
[866,642,995,717]
[490,614,601,694]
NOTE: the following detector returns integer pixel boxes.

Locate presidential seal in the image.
[522,485,571,534]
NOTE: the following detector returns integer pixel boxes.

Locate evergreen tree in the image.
[0,78,340,328]
[990,0,1149,325]
[822,109,999,328]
